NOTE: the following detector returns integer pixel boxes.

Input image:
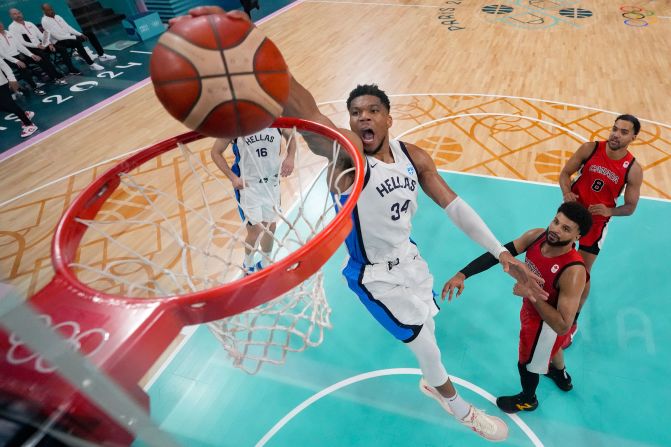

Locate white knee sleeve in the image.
[406,320,449,387]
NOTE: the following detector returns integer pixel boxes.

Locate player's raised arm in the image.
[180,6,361,168]
[406,143,546,301]
[282,76,363,161]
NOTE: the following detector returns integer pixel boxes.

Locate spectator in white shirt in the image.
[41,3,110,71]
[4,14,67,84]
[8,7,71,79]
[0,22,50,95]
[0,57,37,138]
[42,3,116,68]
[11,7,82,75]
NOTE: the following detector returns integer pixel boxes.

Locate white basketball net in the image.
[69,127,353,374]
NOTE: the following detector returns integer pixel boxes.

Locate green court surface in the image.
[145,172,670,447]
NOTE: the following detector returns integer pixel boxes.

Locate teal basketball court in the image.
[145,172,670,447]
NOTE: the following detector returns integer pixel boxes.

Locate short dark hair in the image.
[346,84,390,111]
[615,114,641,135]
[557,202,592,237]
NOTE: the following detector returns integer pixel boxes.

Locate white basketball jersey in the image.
[232,128,282,181]
[342,139,419,264]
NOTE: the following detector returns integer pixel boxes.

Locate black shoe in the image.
[496,392,538,414]
[545,365,573,391]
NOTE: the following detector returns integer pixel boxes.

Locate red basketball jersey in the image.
[521,233,585,320]
[571,141,635,210]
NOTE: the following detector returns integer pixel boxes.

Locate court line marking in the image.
[255,368,544,447]
[3,94,671,209]
[0,141,157,209]
[318,92,671,129]
[394,111,671,203]
[439,169,671,203]
[395,111,588,142]
[0,0,304,164]
[0,78,152,164]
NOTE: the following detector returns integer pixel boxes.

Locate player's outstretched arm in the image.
[407,143,548,302]
[181,7,362,156]
[409,143,504,256]
[181,5,362,182]
[441,228,545,302]
[283,76,363,161]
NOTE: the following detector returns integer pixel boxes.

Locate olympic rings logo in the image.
[620,5,656,27]
[6,314,109,374]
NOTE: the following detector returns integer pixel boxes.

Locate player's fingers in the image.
[443,288,451,301]
[444,283,455,301]
[529,271,545,285]
[456,284,464,297]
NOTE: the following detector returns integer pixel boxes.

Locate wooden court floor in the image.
[2,0,670,300]
[0,2,670,443]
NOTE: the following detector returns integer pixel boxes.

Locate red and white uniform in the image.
[519,233,586,373]
[570,141,635,253]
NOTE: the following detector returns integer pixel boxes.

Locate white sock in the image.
[446,391,470,420]
[244,253,254,267]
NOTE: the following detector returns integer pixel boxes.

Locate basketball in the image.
[150,14,290,138]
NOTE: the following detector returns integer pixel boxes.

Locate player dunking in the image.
[557,115,643,346]
[211,127,296,273]
[184,7,547,442]
[443,202,592,412]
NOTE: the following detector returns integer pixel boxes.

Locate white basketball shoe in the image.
[419,378,508,442]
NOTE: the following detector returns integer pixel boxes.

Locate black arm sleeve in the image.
[459,241,518,279]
